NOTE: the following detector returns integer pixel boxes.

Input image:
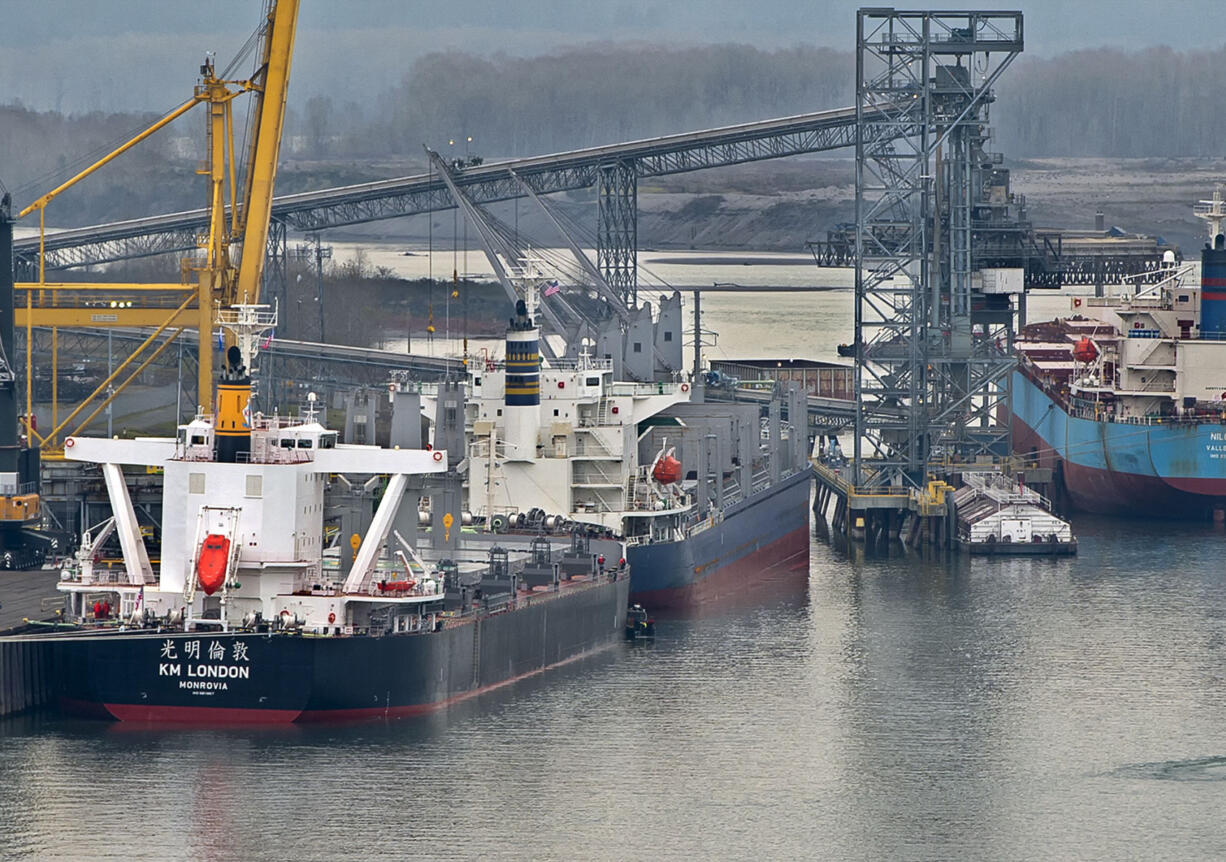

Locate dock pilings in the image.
[811,461,955,550]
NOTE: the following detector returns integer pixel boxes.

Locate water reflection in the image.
[2,516,1226,859]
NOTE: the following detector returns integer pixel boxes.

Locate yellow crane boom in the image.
[235,0,299,307]
[13,0,299,452]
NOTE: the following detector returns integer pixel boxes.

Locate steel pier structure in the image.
[805,10,1031,551]
[853,10,1023,488]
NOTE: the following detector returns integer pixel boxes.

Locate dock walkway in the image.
[0,569,64,634]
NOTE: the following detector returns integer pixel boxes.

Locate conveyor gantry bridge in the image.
[14,105,882,306]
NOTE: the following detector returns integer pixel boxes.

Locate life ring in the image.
[1073,298,1081,308]
[327,612,336,624]
[680,383,689,392]
[432,450,443,462]
[65,437,75,448]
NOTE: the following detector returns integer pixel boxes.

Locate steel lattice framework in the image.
[13,106,892,293]
[597,162,638,304]
[853,9,1023,487]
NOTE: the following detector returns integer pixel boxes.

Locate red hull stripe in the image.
[1201,290,1226,300]
[631,525,810,613]
[1011,414,1226,514]
[104,702,302,723]
[68,644,616,724]
[1201,277,1226,288]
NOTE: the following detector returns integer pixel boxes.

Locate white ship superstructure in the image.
[58,373,448,634]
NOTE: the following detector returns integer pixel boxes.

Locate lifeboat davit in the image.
[196,534,230,596]
[652,454,683,485]
[1072,336,1098,364]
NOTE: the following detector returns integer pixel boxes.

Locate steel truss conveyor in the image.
[13,105,881,276]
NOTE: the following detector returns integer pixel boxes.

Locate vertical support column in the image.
[690,290,705,403]
[0,197,19,476]
[344,472,409,594]
[787,383,804,473]
[738,413,753,502]
[197,271,213,413]
[100,462,154,585]
[255,218,287,413]
[390,388,423,549]
[768,397,782,484]
[701,429,711,514]
[264,218,288,320]
[854,10,1022,487]
[597,160,637,308]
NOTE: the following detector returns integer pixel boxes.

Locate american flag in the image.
[542,280,561,297]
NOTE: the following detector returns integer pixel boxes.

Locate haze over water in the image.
[1,254,1224,860]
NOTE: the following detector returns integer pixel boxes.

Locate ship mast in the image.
[1195,185,1226,242]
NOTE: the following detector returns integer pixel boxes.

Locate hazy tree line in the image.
[4,42,1226,224]
[993,46,1226,157]
[277,41,1226,160]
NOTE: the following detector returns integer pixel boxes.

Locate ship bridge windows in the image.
[297,439,313,449]
[178,419,214,455]
[318,433,336,449]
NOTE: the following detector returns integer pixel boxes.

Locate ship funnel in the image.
[503,300,541,461]
[215,344,252,463]
[1201,239,1226,339]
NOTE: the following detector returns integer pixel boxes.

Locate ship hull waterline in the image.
[32,575,629,723]
[627,468,812,613]
[1010,370,1226,519]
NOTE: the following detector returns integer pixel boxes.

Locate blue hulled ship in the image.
[1011,189,1226,518]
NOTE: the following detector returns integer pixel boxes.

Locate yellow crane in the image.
[13,0,299,456]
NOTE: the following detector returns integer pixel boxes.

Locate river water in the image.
[2,252,1224,860]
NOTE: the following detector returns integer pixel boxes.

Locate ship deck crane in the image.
[11,0,299,456]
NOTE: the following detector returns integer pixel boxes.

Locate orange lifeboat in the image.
[196,534,230,596]
[652,454,682,485]
[1072,337,1098,364]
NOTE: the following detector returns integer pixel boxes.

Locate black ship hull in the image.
[628,468,812,612]
[38,575,628,722]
